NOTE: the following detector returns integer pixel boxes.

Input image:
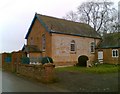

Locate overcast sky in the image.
[0,0,119,53]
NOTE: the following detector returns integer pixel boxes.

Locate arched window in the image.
[71,40,75,51]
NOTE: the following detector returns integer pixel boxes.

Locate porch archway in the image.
[77,55,89,67]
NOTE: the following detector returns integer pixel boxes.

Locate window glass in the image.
[91,42,95,53]
[116,50,118,56]
[112,49,119,57]
[71,40,75,51]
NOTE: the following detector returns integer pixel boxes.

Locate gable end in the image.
[25,13,50,39]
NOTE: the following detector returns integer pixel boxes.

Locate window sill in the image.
[112,56,119,58]
[70,51,76,54]
[42,50,45,52]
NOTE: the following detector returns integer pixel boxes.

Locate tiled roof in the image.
[98,32,120,48]
[37,14,101,38]
[25,13,101,39]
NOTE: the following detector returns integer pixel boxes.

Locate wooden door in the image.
[98,51,103,63]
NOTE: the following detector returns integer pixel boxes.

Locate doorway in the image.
[77,55,89,67]
[98,51,103,63]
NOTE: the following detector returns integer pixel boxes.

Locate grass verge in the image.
[55,64,119,74]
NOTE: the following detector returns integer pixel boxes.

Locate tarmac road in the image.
[0,69,2,93]
[2,71,68,92]
[52,71,119,92]
[1,70,119,93]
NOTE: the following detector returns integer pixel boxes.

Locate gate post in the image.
[42,63,55,83]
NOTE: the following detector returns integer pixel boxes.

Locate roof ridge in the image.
[25,13,101,39]
[36,13,89,26]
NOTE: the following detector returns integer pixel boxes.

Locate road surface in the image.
[2,71,68,92]
[1,70,119,92]
[0,69,2,93]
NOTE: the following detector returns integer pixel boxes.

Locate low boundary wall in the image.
[17,63,55,83]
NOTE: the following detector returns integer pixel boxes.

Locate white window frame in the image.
[112,49,119,58]
[27,54,29,58]
[70,40,76,52]
[70,40,76,54]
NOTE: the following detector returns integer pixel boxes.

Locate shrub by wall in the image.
[21,57,30,64]
[41,57,53,65]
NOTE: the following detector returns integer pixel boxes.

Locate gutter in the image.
[50,30,101,39]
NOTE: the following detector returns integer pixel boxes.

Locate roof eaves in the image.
[25,13,51,39]
[97,46,120,49]
[50,30,101,39]
[29,51,42,53]
[25,14,37,39]
[21,44,25,51]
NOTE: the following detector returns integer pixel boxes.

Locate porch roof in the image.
[22,45,42,53]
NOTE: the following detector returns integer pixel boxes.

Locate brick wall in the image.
[26,18,101,66]
[51,33,100,66]
[2,51,56,83]
[17,63,55,83]
[2,53,12,71]
[0,54,2,68]
[96,48,120,64]
[2,51,25,72]
[27,19,52,57]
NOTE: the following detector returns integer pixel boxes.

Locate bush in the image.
[21,57,30,64]
[41,56,53,65]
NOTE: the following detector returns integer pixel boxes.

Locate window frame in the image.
[90,42,95,53]
[112,49,119,58]
[70,40,76,53]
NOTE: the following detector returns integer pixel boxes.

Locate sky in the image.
[0,0,119,53]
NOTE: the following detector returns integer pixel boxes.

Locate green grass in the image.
[55,64,119,74]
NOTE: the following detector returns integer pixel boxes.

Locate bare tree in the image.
[63,0,118,34]
[118,1,120,32]
[101,7,118,33]
[77,1,116,33]
[63,11,78,22]
[78,2,93,25]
